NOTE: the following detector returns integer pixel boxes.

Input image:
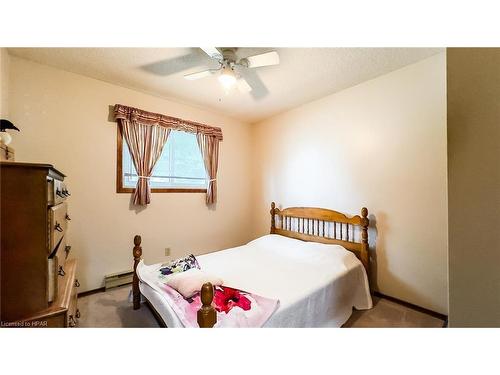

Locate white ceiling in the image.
[8,47,443,123]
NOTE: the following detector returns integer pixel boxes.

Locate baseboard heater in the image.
[104,270,134,290]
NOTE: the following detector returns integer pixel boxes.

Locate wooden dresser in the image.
[0,162,80,327]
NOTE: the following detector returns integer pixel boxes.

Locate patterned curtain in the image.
[114,104,223,141]
[196,133,220,205]
[121,119,170,205]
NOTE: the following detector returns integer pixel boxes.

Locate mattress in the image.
[138,234,372,327]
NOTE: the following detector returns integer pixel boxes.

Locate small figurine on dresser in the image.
[0,119,19,161]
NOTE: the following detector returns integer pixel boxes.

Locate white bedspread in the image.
[138,234,372,327]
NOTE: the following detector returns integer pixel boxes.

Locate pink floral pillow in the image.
[166,268,223,299]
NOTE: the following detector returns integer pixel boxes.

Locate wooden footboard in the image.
[132,235,142,310]
[131,235,217,327]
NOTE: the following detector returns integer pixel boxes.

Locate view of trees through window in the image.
[123,130,207,189]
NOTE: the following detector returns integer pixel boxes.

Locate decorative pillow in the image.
[159,254,200,276]
[166,268,223,299]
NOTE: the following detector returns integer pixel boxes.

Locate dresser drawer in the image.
[48,202,68,253]
[67,281,78,328]
[55,259,78,327]
[54,235,71,269]
[47,256,58,303]
[47,178,69,206]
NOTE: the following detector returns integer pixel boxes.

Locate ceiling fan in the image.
[140,47,279,98]
[183,47,280,94]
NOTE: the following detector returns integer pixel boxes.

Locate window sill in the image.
[117,187,207,193]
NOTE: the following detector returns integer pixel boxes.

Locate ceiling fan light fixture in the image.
[218,66,237,89]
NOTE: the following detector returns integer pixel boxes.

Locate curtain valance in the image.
[114,104,223,141]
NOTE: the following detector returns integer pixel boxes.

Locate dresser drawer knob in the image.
[74,279,80,288]
[58,266,66,277]
[69,315,76,327]
[64,189,71,197]
[55,222,64,232]
[76,309,81,319]
[56,189,64,198]
[65,214,71,221]
[65,245,71,254]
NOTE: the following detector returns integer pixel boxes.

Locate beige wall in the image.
[8,56,254,292]
[447,48,500,327]
[0,48,9,117]
[252,53,448,314]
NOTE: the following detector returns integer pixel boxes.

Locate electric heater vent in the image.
[104,270,134,290]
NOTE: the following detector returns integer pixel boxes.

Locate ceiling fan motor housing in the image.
[183,47,280,95]
[220,48,239,64]
[220,48,250,70]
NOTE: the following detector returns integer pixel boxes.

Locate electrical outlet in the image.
[164,247,171,256]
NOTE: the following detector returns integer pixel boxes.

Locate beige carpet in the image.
[76,285,444,328]
[343,297,444,327]
[77,285,159,328]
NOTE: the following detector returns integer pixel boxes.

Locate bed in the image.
[132,202,372,328]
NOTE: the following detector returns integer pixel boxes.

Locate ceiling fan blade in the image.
[237,77,252,93]
[200,47,223,60]
[243,51,280,68]
[184,69,214,80]
[141,52,203,76]
[242,69,269,100]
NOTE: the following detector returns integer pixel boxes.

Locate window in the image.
[117,128,207,193]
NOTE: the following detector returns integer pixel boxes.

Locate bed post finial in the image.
[270,202,276,234]
[198,282,217,328]
[360,208,370,281]
[132,235,142,310]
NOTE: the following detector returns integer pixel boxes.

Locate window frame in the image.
[116,125,207,194]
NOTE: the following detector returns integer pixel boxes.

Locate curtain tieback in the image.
[138,176,151,179]
[208,179,216,182]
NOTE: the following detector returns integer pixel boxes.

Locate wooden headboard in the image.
[270,202,370,276]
